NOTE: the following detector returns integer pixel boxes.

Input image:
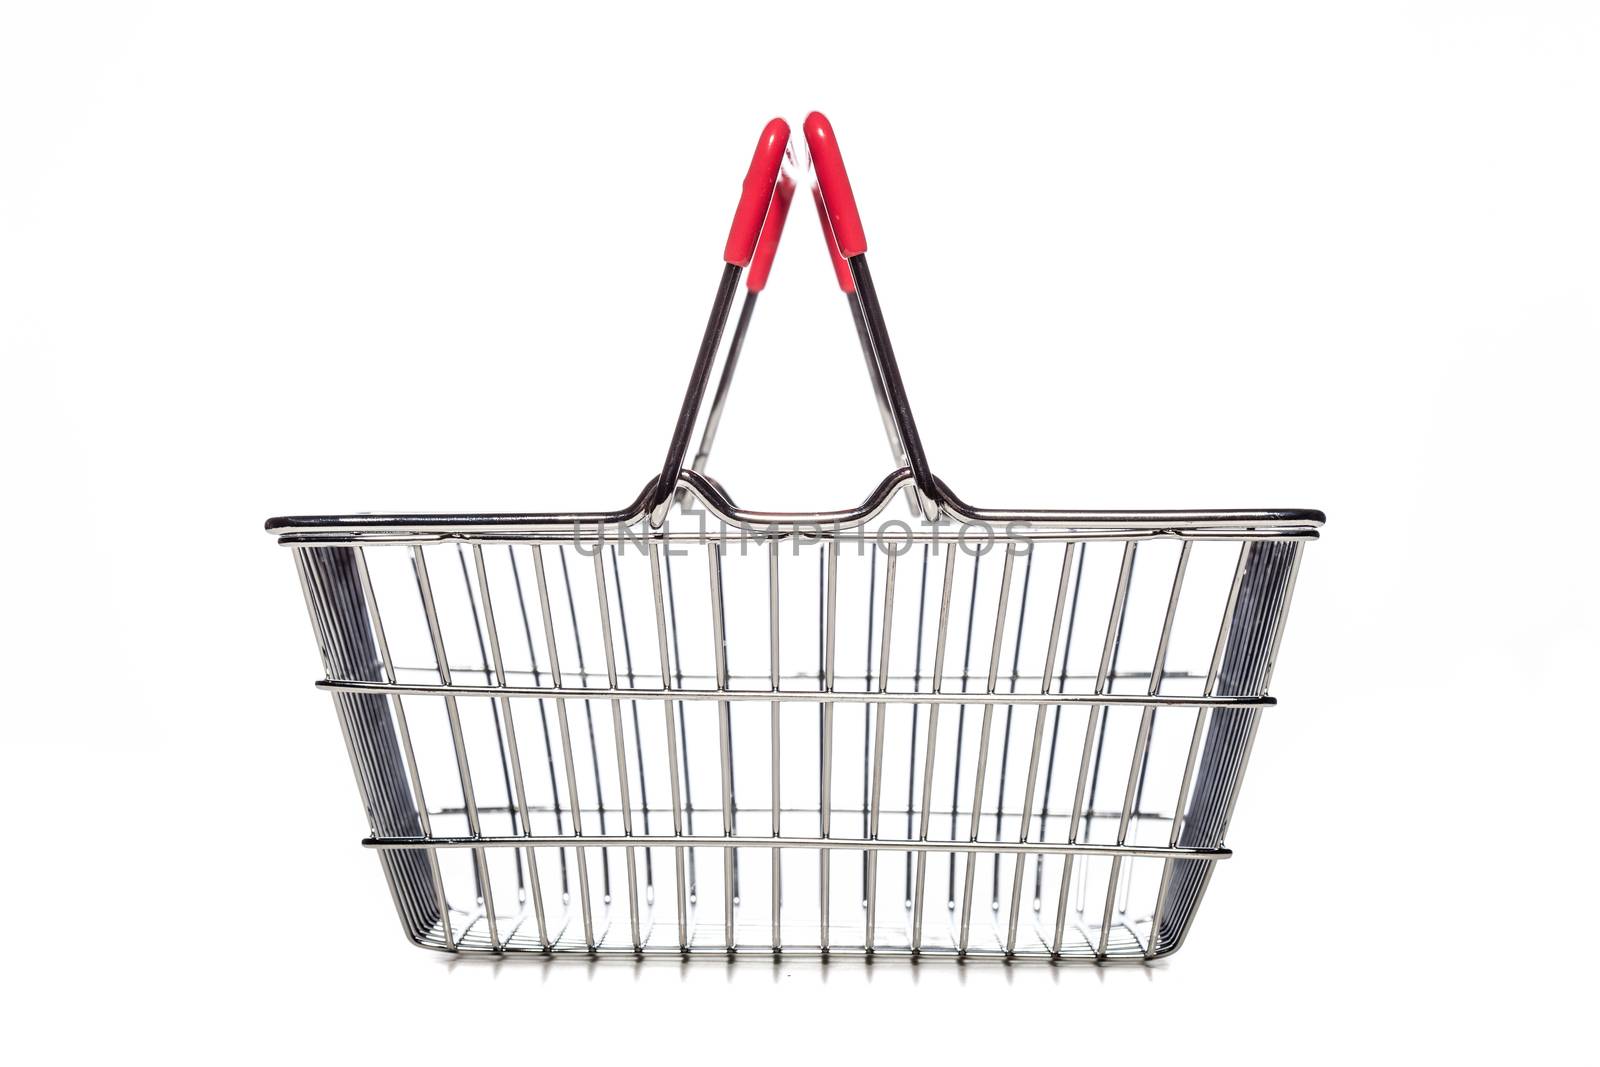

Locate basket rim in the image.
[266,468,1324,541]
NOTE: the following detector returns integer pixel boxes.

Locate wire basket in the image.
[268,114,1322,962]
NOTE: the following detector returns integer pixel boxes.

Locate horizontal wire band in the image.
[387,667,1197,689]
[426,803,1169,821]
[361,833,1230,861]
[316,679,1274,709]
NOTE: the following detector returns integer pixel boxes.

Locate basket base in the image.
[401,875,1170,961]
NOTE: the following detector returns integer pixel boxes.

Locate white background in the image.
[3,1,1595,1061]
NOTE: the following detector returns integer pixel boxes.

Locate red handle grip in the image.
[723,118,791,267]
[804,111,867,259]
[811,184,855,292]
[745,169,795,292]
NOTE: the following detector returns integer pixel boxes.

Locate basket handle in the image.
[654,114,940,525]
[746,114,857,292]
[648,118,792,526]
[739,121,856,294]
[684,165,793,480]
[804,112,941,519]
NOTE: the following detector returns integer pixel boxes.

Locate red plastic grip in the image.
[803,112,867,258]
[811,184,855,292]
[746,169,795,292]
[723,118,791,267]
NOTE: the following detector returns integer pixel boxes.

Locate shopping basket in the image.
[267,113,1323,962]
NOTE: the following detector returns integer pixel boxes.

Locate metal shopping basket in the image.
[267,113,1323,962]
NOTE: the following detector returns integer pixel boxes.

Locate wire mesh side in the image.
[291,531,1304,960]
[1151,539,1303,956]
[297,547,445,947]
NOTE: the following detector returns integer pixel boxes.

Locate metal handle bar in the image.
[690,126,913,500]
[805,112,941,521]
[647,118,790,527]
[690,115,937,521]
[678,130,797,506]
[654,114,943,526]
[685,164,795,478]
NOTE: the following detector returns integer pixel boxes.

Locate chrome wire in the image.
[290,521,1304,962]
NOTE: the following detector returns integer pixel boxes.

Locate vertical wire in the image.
[404,551,480,918]
[1003,543,1075,955]
[1099,542,1189,960]
[557,546,611,901]
[990,546,1035,906]
[647,541,689,952]
[769,539,782,951]
[947,552,982,908]
[471,545,550,950]
[1084,545,1139,844]
[1052,541,1136,957]
[911,544,958,952]
[411,547,501,951]
[905,544,930,906]
[610,545,655,897]
[816,545,825,818]
[860,545,878,906]
[819,540,839,951]
[707,542,737,950]
[530,544,596,950]
[457,547,524,897]
[593,548,643,951]
[507,547,569,898]
[1034,544,1085,903]
[662,547,697,899]
[864,549,897,951]
[957,549,1016,955]
[716,540,741,902]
